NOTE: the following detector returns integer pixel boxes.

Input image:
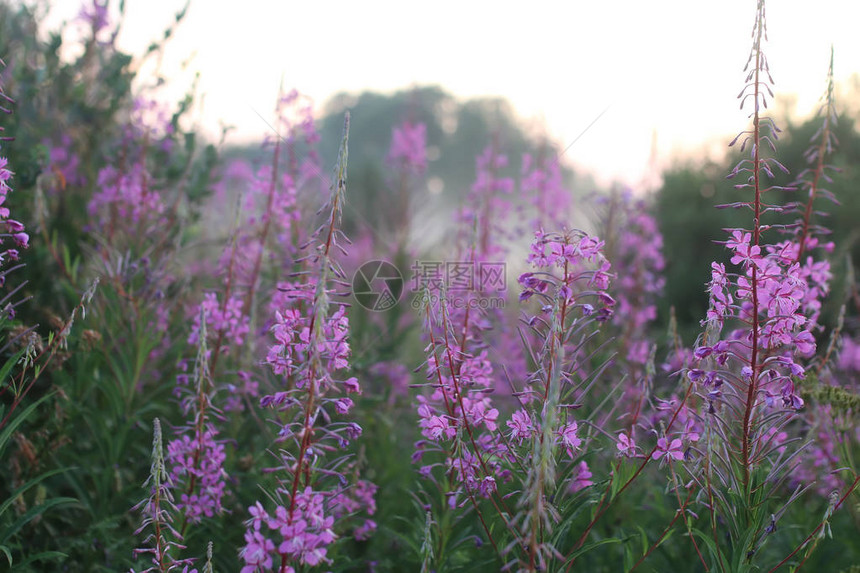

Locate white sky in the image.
[44,0,860,188]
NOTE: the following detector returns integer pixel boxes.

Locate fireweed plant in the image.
[675,2,858,570]
[341,114,427,399]
[409,137,517,570]
[0,66,28,314]
[594,189,666,433]
[457,142,515,263]
[596,189,665,372]
[127,84,336,569]
[412,228,617,571]
[789,52,860,503]
[458,142,529,394]
[411,2,859,571]
[238,114,377,572]
[507,230,616,570]
[385,117,427,245]
[132,417,197,572]
[163,91,319,535]
[813,329,860,500]
[521,143,571,233]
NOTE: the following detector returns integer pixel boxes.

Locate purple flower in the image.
[334,397,354,414]
[248,501,268,531]
[344,376,361,394]
[727,230,762,268]
[422,414,451,440]
[652,437,684,461]
[793,330,816,356]
[166,428,227,523]
[693,346,713,360]
[0,144,27,268]
[354,519,377,541]
[578,236,604,261]
[240,529,276,572]
[569,461,594,493]
[557,421,582,457]
[522,151,570,230]
[345,422,363,440]
[507,409,535,444]
[188,292,250,354]
[617,433,636,457]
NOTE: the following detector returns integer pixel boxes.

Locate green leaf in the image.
[0,393,54,457]
[563,537,622,563]
[12,550,66,569]
[62,245,72,280]
[692,527,728,573]
[0,497,76,546]
[0,350,23,386]
[0,467,71,520]
[637,524,649,556]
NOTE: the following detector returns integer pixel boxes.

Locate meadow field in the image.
[0,1,858,571]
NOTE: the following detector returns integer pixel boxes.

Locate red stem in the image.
[281,154,344,568]
[794,110,831,264]
[741,17,763,507]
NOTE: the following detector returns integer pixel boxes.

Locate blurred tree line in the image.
[225,85,591,249]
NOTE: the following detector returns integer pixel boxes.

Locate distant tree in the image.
[315,86,576,243]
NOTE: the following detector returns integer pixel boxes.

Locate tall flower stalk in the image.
[596,189,666,431]
[413,282,507,564]
[167,91,316,537]
[168,308,227,532]
[458,142,514,262]
[240,113,375,572]
[132,418,196,572]
[680,2,840,568]
[412,227,617,571]
[386,117,427,246]
[521,142,570,232]
[789,51,860,539]
[513,230,614,571]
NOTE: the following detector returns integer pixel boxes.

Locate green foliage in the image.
[0,2,217,570]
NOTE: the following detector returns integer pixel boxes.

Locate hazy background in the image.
[42,0,860,188]
[17,0,860,339]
